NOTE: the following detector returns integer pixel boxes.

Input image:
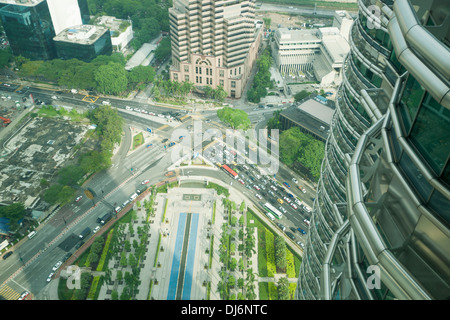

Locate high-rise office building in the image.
[168,0,263,98]
[297,0,449,300]
[0,0,88,60]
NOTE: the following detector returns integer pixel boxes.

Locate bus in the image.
[222,164,238,179]
[263,202,283,219]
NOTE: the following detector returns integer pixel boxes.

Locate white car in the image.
[93,226,100,233]
[290,203,298,210]
[255,194,262,200]
[253,185,261,191]
[303,219,311,226]
[52,261,62,271]
[125,106,133,110]
[292,178,298,184]
[270,185,277,191]
[297,241,305,248]
[283,196,292,204]
[279,206,287,214]
[134,108,141,113]
[46,272,54,282]
[142,179,150,185]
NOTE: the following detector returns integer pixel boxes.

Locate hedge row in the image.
[265,229,276,277]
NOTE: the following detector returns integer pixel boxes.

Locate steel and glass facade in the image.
[0,0,57,60]
[297,0,449,300]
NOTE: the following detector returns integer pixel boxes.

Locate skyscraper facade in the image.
[168,0,262,98]
[0,0,87,60]
[297,0,449,300]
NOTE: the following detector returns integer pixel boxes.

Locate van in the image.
[79,227,91,239]
[129,193,138,201]
[100,213,112,225]
[265,212,275,221]
[122,200,130,208]
[27,231,37,239]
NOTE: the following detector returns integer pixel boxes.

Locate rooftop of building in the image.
[94,15,132,34]
[53,25,109,45]
[280,97,335,140]
[0,0,44,6]
[276,28,320,43]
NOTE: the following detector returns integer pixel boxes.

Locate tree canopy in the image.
[279,126,325,180]
[217,106,251,130]
[247,47,273,103]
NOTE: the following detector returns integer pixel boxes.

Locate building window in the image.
[206,68,209,76]
[196,76,199,83]
[220,79,224,86]
[184,65,189,72]
[185,75,189,81]
[220,70,224,77]
[239,67,241,74]
[196,67,199,74]
[173,73,178,81]
[231,81,236,88]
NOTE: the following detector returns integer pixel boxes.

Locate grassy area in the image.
[36,105,88,122]
[132,132,144,149]
[246,207,302,299]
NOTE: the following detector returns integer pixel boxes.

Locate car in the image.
[75,196,82,202]
[268,190,275,197]
[253,185,260,191]
[290,203,298,209]
[2,251,13,260]
[134,108,141,112]
[277,198,284,204]
[115,206,122,213]
[286,232,295,240]
[270,185,277,191]
[298,185,306,193]
[296,241,305,248]
[292,178,298,184]
[297,228,307,235]
[75,241,84,249]
[18,291,30,300]
[303,219,311,226]
[295,199,302,206]
[63,252,72,262]
[238,178,245,184]
[255,194,262,200]
[283,196,291,204]
[279,206,287,214]
[46,272,54,282]
[125,106,133,110]
[93,226,100,233]
[142,179,150,184]
[122,200,130,208]
[52,261,62,271]
[276,223,286,232]
[283,182,291,188]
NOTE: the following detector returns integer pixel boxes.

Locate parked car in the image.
[279,206,287,214]
[283,182,291,188]
[46,272,54,282]
[297,228,307,235]
[2,251,13,260]
[297,241,305,248]
[75,196,82,202]
[298,185,306,193]
[286,232,296,240]
[255,194,262,200]
[303,219,311,226]
[93,226,100,233]
[292,178,298,184]
[52,261,62,271]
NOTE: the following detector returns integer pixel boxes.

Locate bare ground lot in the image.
[257,11,333,31]
[0,116,89,206]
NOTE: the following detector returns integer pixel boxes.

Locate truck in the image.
[100,213,112,225]
[71,89,78,94]
[79,227,91,239]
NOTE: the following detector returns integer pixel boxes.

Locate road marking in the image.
[0,284,20,300]
[82,95,98,103]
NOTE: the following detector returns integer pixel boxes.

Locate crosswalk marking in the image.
[0,284,21,300]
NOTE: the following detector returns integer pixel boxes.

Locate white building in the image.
[94,16,134,53]
[273,25,350,87]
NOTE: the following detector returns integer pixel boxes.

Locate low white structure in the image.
[94,16,133,53]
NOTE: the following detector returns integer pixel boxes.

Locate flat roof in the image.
[53,25,109,45]
[0,0,44,6]
[280,98,335,140]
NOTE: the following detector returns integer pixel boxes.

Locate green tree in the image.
[94,62,128,95]
[217,107,251,130]
[294,90,311,102]
[277,277,290,300]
